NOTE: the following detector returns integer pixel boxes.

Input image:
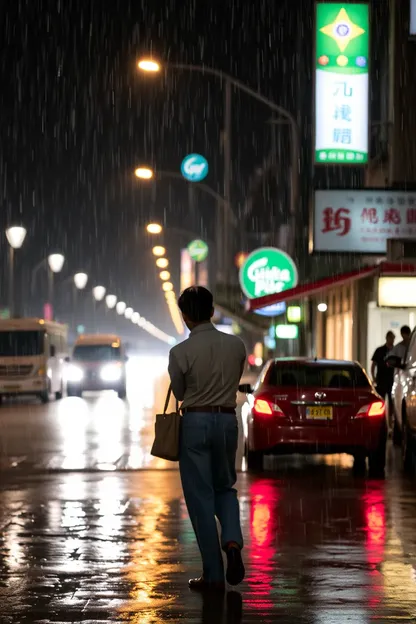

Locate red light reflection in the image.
[246,480,279,611]
[362,487,386,609]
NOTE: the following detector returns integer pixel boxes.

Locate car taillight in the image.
[355,401,385,418]
[253,398,285,417]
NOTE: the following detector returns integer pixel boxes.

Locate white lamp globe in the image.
[92,285,106,302]
[74,272,88,290]
[131,312,140,324]
[124,307,133,320]
[105,294,117,309]
[6,226,27,249]
[116,301,126,315]
[48,253,65,273]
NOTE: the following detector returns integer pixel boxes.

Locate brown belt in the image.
[181,406,236,414]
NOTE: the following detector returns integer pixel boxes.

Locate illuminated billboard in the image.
[411,0,416,36]
[315,3,369,165]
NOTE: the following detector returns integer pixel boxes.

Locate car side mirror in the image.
[238,383,253,394]
[64,356,70,363]
[386,355,404,369]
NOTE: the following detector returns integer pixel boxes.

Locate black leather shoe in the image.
[188,576,225,592]
[226,547,245,586]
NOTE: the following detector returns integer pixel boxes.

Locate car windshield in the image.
[73,345,121,361]
[267,363,370,389]
[0,330,44,357]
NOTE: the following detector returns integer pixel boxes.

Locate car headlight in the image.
[100,364,122,382]
[67,365,84,383]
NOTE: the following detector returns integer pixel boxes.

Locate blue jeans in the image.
[179,412,243,583]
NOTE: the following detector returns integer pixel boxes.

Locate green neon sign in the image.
[315,3,369,165]
[187,239,209,263]
[276,324,299,340]
[239,247,298,300]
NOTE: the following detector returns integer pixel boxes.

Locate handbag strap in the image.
[163,385,179,413]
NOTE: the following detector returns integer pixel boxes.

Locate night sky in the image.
[0,0,386,345]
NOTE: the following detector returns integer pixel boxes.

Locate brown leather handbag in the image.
[150,385,181,461]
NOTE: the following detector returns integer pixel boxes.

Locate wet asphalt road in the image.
[1,359,416,622]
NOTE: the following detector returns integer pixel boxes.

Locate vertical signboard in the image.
[180,249,195,293]
[411,0,416,36]
[315,3,369,165]
[197,261,209,288]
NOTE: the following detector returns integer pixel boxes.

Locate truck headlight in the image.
[100,364,122,382]
[67,365,84,383]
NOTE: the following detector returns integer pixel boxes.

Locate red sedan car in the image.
[240,358,387,476]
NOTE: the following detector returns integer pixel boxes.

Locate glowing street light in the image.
[152,245,166,257]
[92,286,106,302]
[162,282,173,292]
[116,301,126,315]
[105,294,117,309]
[317,302,328,313]
[137,59,161,73]
[160,270,170,281]
[46,254,65,319]
[124,307,133,320]
[48,253,65,273]
[6,226,27,250]
[156,257,169,269]
[134,167,153,180]
[131,311,140,324]
[74,272,88,290]
[146,223,163,234]
[5,226,27,317]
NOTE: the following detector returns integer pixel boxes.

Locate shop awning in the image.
[248,262,416,311]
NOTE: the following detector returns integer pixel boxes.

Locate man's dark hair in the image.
[178,286,214,323]
[386,331,395,340]
[401,325,411,337]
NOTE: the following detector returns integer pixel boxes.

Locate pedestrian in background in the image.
[168,286,246,592]
[387,325,412,364]
[371,331,395,429]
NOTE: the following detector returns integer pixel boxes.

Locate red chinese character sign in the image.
[314,190,416,253]
[315,4,369,164]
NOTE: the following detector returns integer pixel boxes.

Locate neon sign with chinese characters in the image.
[314,190,416,253]
[315,4,369,165]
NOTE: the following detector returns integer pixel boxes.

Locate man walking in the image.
[371,330,395,398]
[168,286,246,591]
[371,331,395,428]
[387,325,412,364]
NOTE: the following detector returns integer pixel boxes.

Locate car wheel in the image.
[352,452,366,475]
[55,382,64,401]
[402,412,414,474]
[246,447,264,471]
[368,431,387,479]
[40,391,49,404]
[117,386,127,400]
[392,415,402,447]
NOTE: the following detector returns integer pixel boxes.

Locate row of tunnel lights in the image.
[90,284,176,346]
[150,241,185,336]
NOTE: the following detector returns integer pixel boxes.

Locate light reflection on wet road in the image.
[1,358,416,620]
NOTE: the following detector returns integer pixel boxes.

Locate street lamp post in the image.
[5,226,27,318]
[136,167,234,283]
[137,60,300,267]
[47,253,65,320]
[72,273,88,331]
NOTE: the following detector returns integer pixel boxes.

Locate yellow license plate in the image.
[306,406,333,420]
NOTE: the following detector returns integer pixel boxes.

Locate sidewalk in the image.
[1,465,416,622]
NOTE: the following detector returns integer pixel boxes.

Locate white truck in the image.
[0,318,68,404]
